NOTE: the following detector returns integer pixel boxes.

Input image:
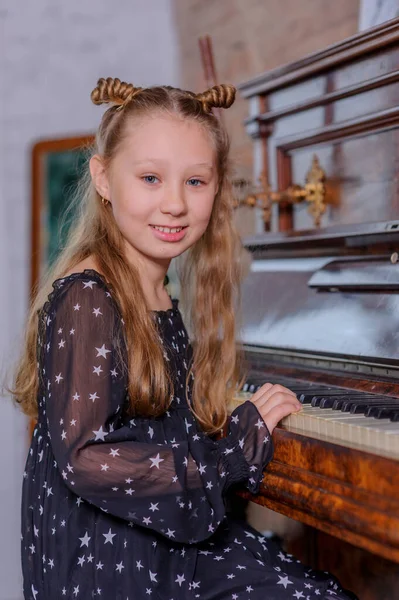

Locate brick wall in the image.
[174,0,360,172]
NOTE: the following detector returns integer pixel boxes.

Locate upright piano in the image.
[230,222,399,599]
[230,18,399,600]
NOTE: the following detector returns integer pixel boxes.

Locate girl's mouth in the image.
[150,225,188,242]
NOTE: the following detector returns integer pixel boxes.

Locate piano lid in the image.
[239,221,399,371]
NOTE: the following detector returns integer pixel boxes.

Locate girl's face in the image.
[91,114,219,270]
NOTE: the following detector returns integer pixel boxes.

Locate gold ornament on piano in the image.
[233,154,327,228]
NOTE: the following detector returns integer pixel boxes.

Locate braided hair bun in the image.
[91,77,142,108]
[90,78,236,114]
[195,84,236,112]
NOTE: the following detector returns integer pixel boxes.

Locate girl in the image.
[12,78,357,599]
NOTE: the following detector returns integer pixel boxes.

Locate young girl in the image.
[13,77,357,599]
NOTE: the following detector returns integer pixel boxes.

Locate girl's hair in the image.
[10,77,245,435]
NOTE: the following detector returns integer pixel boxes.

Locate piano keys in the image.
[230,377,399,459]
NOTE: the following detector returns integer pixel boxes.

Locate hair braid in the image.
[196,84,236,113]
[91,77,142,108]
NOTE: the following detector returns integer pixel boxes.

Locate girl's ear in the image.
[89,155,111,202]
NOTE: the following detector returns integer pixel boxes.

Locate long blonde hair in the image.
[10,77,245,435]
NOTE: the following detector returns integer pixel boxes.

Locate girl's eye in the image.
[142,175,159,184]
[187,178,203,187]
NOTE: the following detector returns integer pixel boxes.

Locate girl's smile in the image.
[149,224,188,242]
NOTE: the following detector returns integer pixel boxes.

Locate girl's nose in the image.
[160,189,187,216]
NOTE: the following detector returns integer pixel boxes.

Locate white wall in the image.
[0,1,180,598]
[358,0,399,29]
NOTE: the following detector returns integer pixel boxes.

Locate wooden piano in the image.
[230,18,399,600]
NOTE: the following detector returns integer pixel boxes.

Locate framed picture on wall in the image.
[30,134,95,297]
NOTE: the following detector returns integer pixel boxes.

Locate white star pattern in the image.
[92,426,107,441]
[21,273,345,599]
[277,575,293,588]
[96,344,111,359]
[102,529,116,545]
[149,453,164,469]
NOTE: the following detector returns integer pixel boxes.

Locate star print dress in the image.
[21,269,357,600]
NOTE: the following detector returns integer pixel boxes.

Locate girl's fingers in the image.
[249,382,273,404]
[251,384,298,411]
[257,391,301,415]
[268,384,297,398]
[262,402,301,433]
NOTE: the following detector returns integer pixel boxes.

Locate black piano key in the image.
[340,396,389,412]
[377,409,399,420]
[333,398,345,410]
[351,404,372,414]
[365,404,399,418]
[350,399,399,415]
[299,392,355,404]
[311,396,323,407]
[319,397,336,408]
[299,394,313,404]
[372,408,399,419]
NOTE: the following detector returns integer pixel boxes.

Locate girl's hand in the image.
[249,383,302,434]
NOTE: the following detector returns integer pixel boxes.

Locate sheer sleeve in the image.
[43,275,273,543]
[218,401,274,495]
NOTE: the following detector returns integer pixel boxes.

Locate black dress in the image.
[21,269,357,600]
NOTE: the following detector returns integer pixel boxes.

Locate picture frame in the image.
[30,134,95,297]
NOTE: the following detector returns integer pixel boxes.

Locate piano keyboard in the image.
[230,377,399,460]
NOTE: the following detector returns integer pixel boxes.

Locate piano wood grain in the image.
[237,427,399,563]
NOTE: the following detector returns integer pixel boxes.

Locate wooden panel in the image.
[239,18,399,233]
[334,46,399,91]
[239,427,399,563]
[313,532,399,600]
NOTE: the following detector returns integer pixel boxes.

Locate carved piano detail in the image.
[231,17,399,600]
[234,154,327,228]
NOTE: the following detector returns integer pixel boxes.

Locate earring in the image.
[101,197,109,207]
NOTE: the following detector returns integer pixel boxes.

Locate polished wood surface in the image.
[238,18,399,233]
[236,380,399,564]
